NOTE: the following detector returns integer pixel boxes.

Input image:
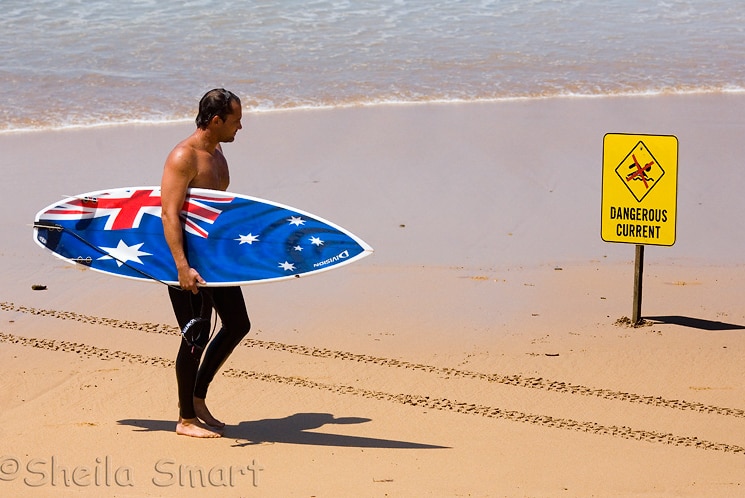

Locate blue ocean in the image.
[2,0,744,132]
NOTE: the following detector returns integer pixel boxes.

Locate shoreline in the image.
[5,87,745,135]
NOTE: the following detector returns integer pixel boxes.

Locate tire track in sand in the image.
[0,330,743,455]
[2,301,744,420]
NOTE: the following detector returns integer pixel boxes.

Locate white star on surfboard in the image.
[235,233,260,245]
[309,236,324,246]
[287,216,305,226]
[97,240,151,267]
[278,261,296,271]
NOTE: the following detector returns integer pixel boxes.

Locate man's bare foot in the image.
[194,397,225,428]
[176,417,222,438]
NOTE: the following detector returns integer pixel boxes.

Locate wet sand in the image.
[1,94,744,496]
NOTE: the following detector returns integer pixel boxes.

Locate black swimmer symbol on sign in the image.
[615,141,665,203]
[626,155,654,188]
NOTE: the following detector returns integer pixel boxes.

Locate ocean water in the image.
[2,0,745,132]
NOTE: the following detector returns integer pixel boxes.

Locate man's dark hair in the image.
[195,89,241,129]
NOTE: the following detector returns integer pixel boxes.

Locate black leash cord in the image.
[33,221,182,290]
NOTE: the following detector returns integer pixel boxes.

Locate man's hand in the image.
[179,267,206,294]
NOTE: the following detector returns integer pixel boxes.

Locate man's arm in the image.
[161,146,206,293]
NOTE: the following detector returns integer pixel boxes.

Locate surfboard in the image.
[33,187,373,286]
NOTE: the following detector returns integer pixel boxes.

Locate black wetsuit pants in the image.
[168,286,251,420]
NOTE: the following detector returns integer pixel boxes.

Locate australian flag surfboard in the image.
[33,187,373,286]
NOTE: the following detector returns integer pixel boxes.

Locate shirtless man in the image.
[161,89,251,438]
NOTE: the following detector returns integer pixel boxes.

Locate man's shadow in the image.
[118,413,448,449]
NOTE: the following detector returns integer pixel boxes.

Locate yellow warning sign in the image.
[601,133,678,246]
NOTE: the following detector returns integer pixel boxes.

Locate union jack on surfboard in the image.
[43,188,232,238]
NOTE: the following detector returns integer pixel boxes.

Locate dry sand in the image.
[1,94,744,497]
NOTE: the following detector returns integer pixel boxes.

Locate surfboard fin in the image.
[32,221,64,231]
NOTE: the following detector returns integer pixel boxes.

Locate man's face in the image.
[216,100,243,142]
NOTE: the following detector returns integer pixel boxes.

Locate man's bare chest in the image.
[193,152,229,190]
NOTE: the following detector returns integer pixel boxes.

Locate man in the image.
[161,89,251,438]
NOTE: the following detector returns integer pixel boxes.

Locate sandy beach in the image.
[1,93,744,497]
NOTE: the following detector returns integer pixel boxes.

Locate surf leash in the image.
[33,221,182,290]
